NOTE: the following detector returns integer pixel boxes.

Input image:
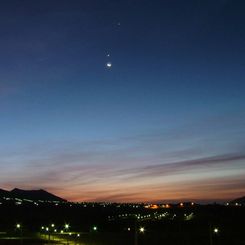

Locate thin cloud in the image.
[128,153,245,178]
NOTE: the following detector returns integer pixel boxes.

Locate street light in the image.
[210,226,220,245]
[139,227,145,233]
[16,224,23,245]
[93,226,97,231]
[214,228,219,234]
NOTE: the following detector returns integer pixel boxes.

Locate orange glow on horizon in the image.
[144,204,159,209]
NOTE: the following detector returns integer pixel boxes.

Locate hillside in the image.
[0,188,66,202]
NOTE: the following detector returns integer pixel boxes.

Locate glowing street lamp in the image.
[210,226,220,245]
[214,228,219,234]
[93,226,98,231]
[16,224,23,245]
[139,227,145,233]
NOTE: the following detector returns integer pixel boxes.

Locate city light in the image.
[139,227,145,233]
[93,226,98,231]
[214,228,219,233]
[16,224,21,229]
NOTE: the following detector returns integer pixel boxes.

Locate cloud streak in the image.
[1,148,244,202]
[1,113,245,203]
[121,153,245,179]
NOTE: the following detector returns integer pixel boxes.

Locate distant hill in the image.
[0,188,11,197]
[0,188,66,202]
[230,196,245,205]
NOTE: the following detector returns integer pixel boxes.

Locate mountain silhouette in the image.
[0,188,66,202]
[0,188,11,197]
[230,196,245,205]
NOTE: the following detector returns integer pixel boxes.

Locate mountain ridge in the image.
[0,188,66,202]
[230,196,245,205]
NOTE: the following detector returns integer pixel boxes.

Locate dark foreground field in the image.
[0,201,244,244]
[0,227,244,245]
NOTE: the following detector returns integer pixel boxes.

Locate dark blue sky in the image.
[0,0,245,202]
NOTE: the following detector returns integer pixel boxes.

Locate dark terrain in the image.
[0,189,244,244]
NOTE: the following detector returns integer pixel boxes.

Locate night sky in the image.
[0,0,245,203]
